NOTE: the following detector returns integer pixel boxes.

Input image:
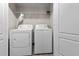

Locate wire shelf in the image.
[14,12,50,15]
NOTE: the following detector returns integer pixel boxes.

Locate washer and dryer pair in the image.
[10,24,52,56]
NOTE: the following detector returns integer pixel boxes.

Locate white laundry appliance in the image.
[10,24,33,56]
[34,24,52,54]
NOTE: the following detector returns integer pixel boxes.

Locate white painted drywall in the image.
[8,5,17,39]
[50,4,53,28]
[15,3,51,26]
[8,3,53,29]
[8,7,17,30]
[8,3,17,30]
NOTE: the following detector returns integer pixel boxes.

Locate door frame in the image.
[53,3,61,56]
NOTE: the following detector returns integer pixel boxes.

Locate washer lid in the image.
[35,24,48,29]
[18,24,33,30]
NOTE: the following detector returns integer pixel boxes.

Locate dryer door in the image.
[11,32,30,48]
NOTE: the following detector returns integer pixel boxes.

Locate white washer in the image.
[10,24,33,56]
[34,24,52,54]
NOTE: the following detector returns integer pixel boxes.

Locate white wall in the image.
[8,8,17,30]
[8,4,17,30]
[15,3,51,26]
[8,3,52,28]
[50,4,53,28]
[9,3,16,12]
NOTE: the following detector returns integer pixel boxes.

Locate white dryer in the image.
[10,24,33,56]
[34,24,52,54]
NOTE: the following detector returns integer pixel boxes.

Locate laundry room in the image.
[1,2,79,56]
[8,3,53,56]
